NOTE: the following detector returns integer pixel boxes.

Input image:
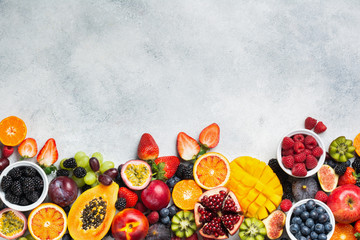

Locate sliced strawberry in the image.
[37,138,58,167]
[18,138,38,158]
[199,123,220,148]
[155,156,180,179]
[177,132,200,160]
[137,133,159,160]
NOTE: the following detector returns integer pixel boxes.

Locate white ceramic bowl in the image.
[0,161,48,212]
[277,129,326,178]
[285,199,335,240]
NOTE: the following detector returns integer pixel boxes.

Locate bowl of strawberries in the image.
[277,129,326,178]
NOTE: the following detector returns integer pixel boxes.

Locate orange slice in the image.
[354,133,360,157]
[0,116,27,146]
[172,180,202,210]
[28,203,67,240]
[194,152,230,190]
[331,223,356,240]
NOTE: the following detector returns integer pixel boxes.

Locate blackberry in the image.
[352,159,360,173]
[282,181,292,194]
[32,176,44,191]
[73,167,86,178]
[115,198,127,211]
[282,192,294,202]
[183,165,194,179]
[19,198,29,206]
[62,206,71,213]
[114,173,125,187]
[81,184,92,193]
[11,181,22,196]
[26,191,40,203]
[334,163,347,176]
[175,164,186,179]
[24,167,37,177]
[1,175,13,191]
[56,169,70,177]
[268,158,281,172]
[8,167,22,180]
[63,158,77,169]
[22,177,35,193]
[5,192,19,204]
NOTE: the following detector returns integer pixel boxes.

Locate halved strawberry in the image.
[18,138,38,158]
[37,138,58,167]
[199,123,220,148]
[154,156,180,179]
[177,132,200,160]
[137,133,159,160]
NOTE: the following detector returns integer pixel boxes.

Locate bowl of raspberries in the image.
[277,129,326,178]
[0,161,49,211]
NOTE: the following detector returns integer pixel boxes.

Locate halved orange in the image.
[331,223,356,240]
[194,152,230,190]
[354,133,360,157]
[28,203,67,240]
[172,180,202,210]
[0,116,27,146]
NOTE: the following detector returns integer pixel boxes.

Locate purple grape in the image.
[98,174,112,186]
[104,168,118,179]
[89,157,100,172]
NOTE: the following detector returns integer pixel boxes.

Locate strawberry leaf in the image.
[147,160,168,182]
[355,232,360,239]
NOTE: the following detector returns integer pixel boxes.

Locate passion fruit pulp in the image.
[0,208,27,240]
[120,160,152,190]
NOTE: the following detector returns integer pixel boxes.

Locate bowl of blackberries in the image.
[0,161,48,211]
[286,199,335,240]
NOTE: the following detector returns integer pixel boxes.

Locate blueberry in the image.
[300,204,307,211]
[305,218,314,228]
[159,208,169,217]
[316,206,325,214]
[290,224,300,234]
[346,160,351,167]
[293,207,302,216]
[318,213,329,223]
[318,233,327,240]
[294,232,302,239]
[301,226,311,236]
[300,211,310,221]
[299,236,307,240]
[310,231,318,239]
[291,216,302,225]
[160,216,170,225]
[315,223,325,234]
[173,176,181,182]
[167,178,176,188]
[168,205,178,217]
[326,159,337,168]
[306,200,316,211]
[324,222,333,233]
[310,209,319,220]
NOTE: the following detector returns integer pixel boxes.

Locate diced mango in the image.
[253,161,267,179]
[247,202,260,217]
[264,199,276,213]
[254,193,267,206]
[246,188,259,202]
[269,193,282,207]
[254,181,265,192]
[256,206,269,220]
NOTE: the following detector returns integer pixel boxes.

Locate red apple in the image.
[141,180,171,211]
[111,208,149,240]
[327,184,360,223]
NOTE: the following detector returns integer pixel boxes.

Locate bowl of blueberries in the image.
[286,199,335,240]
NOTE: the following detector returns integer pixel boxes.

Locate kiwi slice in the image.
[171,211,197,238]
[329,136,356,162]
[239,217,267,240]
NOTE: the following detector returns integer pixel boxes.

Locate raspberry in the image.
[305,155,318,170]
[282,148,294,156]
[147,211,159,225]
[134,202,148,213]
[314,121,327,134]
[282,156,294,169]
[293,142,305,153]
[280,199,292,212]
[315,191,328,203]
[292,163,307,177]
[304,135,317,150]
[115,198,127,211]
[293,134,305,143]
[294,152,306,163]
[305,117,317,130]
[304,149,312,156]
[282,137,294,150]
[312,147,324,158]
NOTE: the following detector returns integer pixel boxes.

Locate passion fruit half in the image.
[0,208,27,239]
[121,160,152,190]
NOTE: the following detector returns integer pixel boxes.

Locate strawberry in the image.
[354,220,360,238]
[2,146,14,158]
[293,141,305,153]
[154,156,180,179]
[304,135,317,150]
[147,211,159,225]
[312,146,323,158]
[138,133,159,160]
[314,121,327,134]
[177,132,200,160]
[305,155,318,170]
[338,167,359,186]
[293,134,305,143]
[199,123,220,148]
[118,187,138,208]
[294,152,306,163]
[280,199,292,212]
[315,191,328,203]
[292,163,307,177]
[18,138,38,159]
[282,137,294,150]
[305,117,317,130]
[282,156,294,169]
[37,138,58,167]
[135,202,147,213]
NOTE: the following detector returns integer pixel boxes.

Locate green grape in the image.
[74,151,87,161]
[76,156,90,168]
[84,171,97,185]
[72,175,85,187]
[91,180,100,188]
[85,165,92,173]
[100,161,114,174]
[59,158,68,169]
[92,152,103,164]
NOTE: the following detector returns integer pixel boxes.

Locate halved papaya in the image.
[68,182,119,240]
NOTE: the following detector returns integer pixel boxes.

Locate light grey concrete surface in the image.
[1,0,360,239]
